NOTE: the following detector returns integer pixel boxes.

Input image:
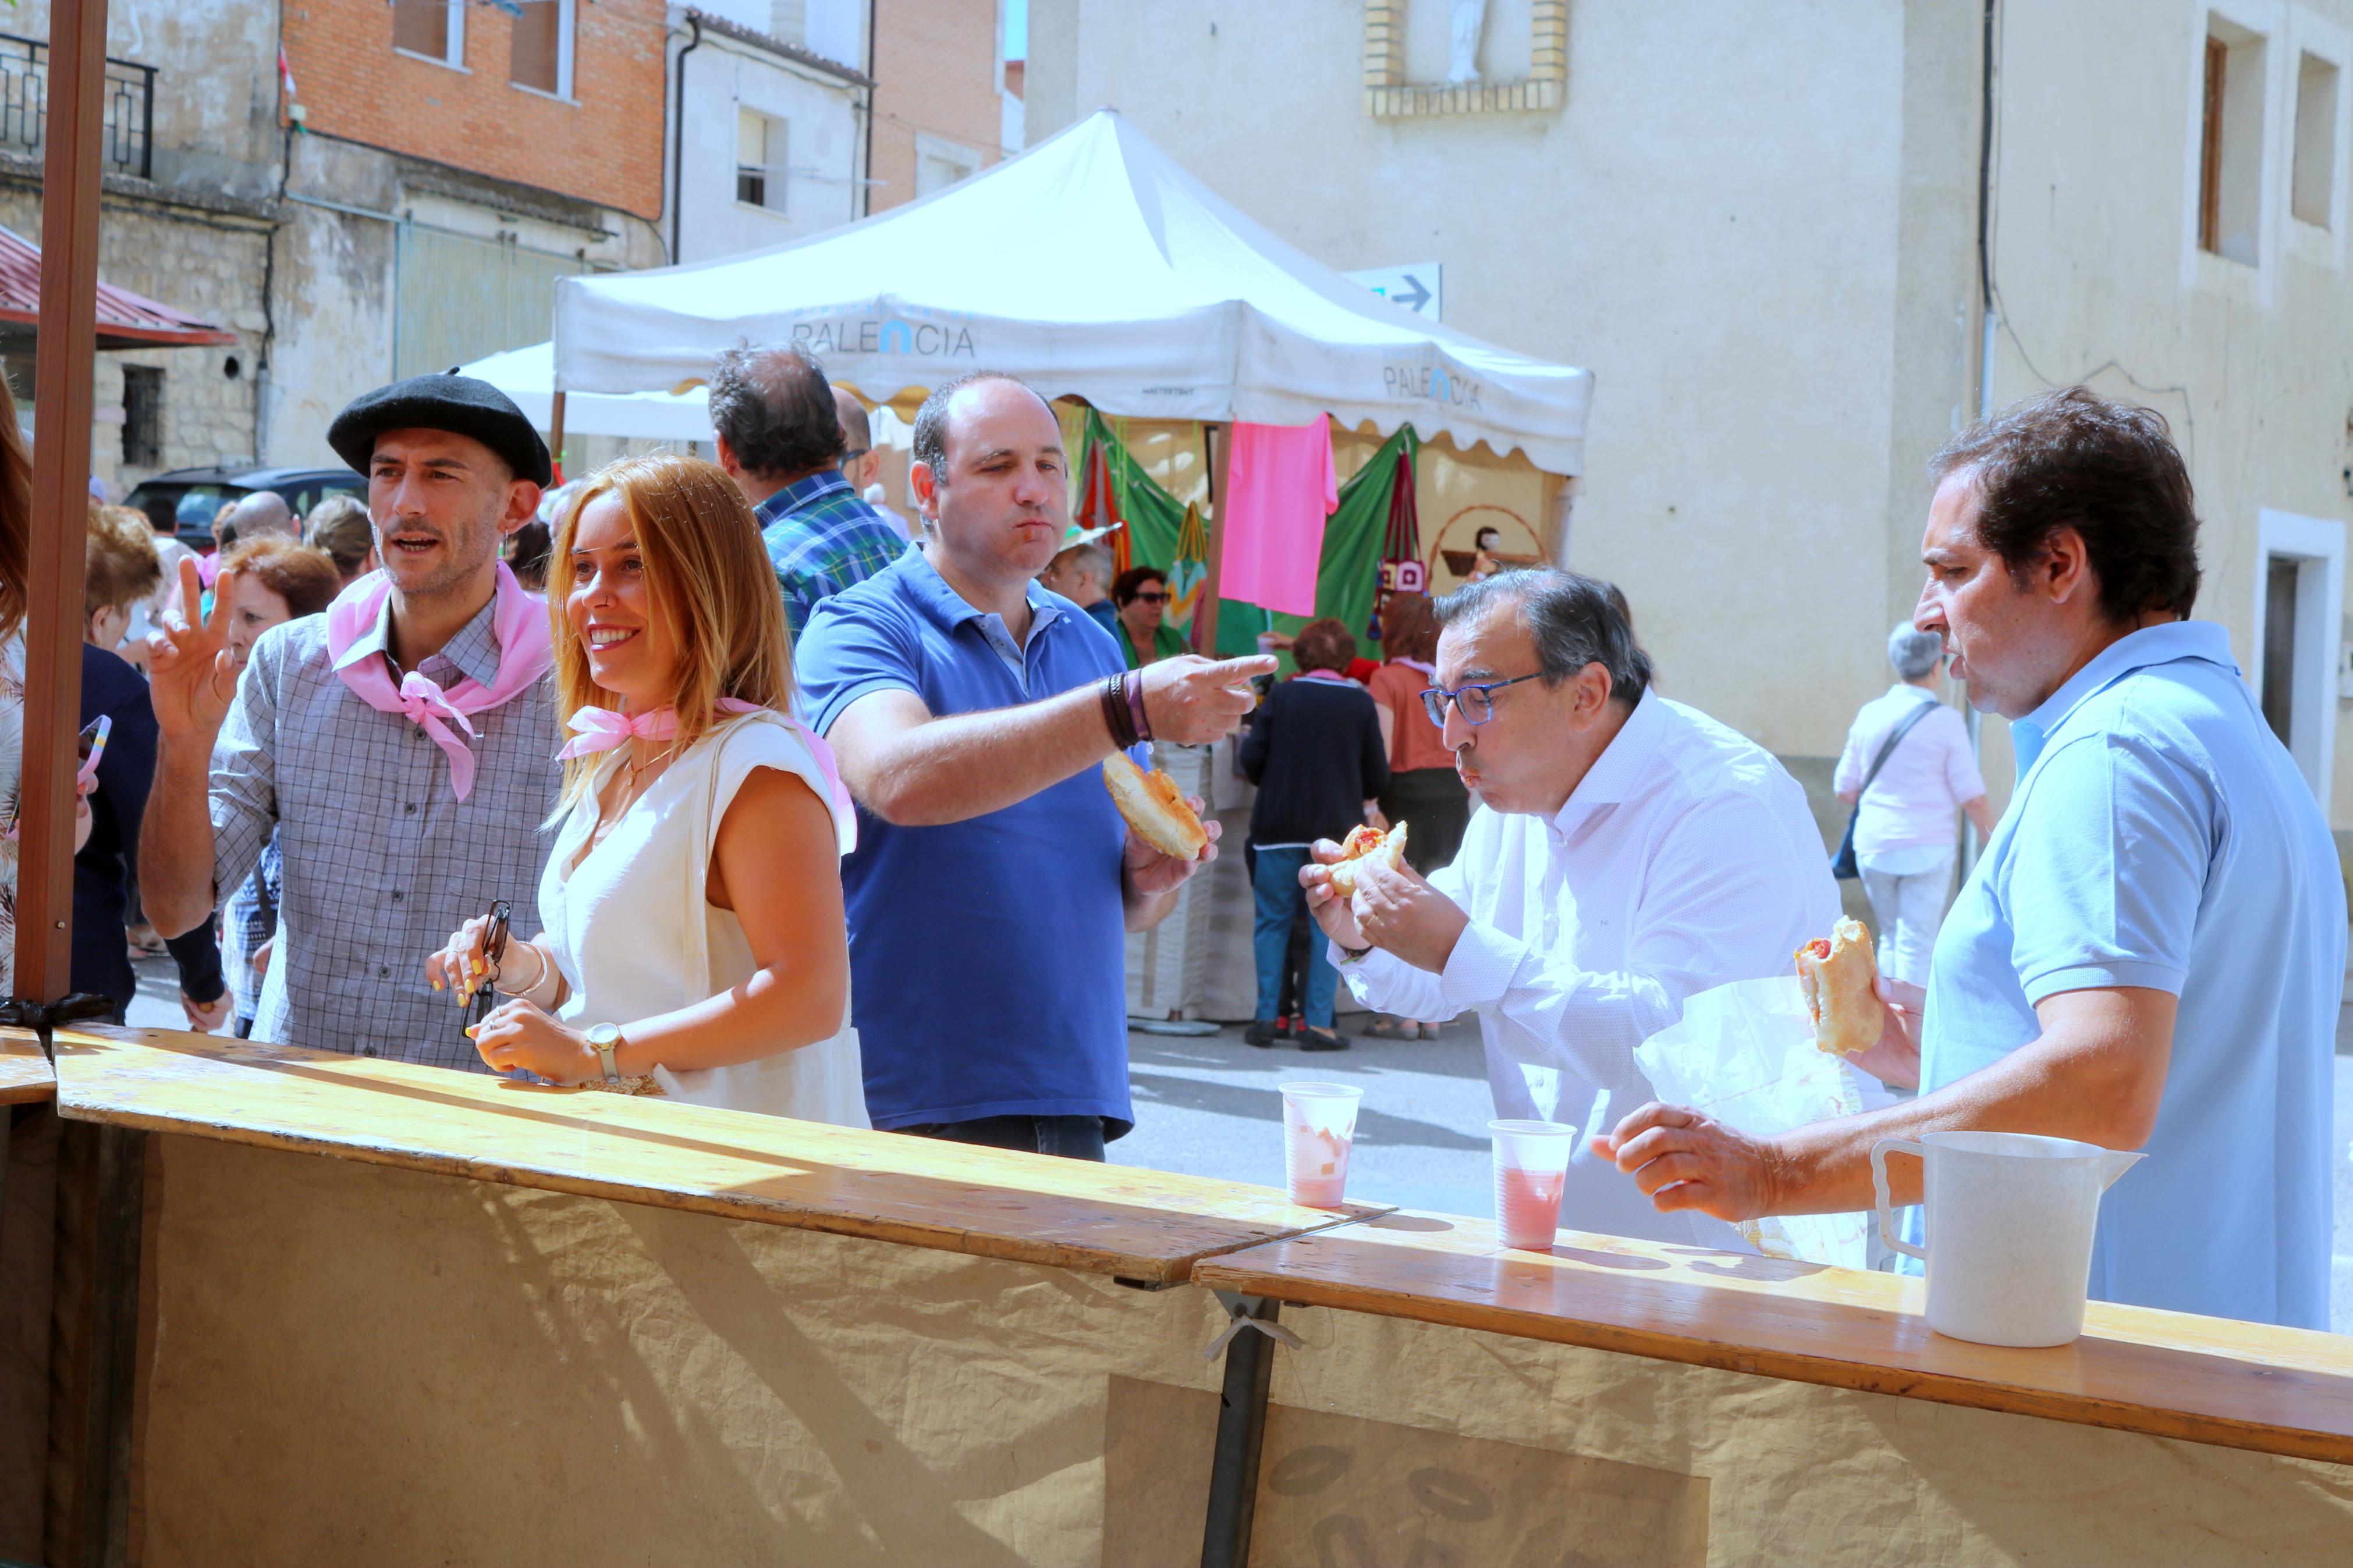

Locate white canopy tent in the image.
[458,342,712,443]
[551,107,1592,475]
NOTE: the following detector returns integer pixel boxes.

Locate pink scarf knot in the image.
[325,561,555,801]
[560,698,859,854]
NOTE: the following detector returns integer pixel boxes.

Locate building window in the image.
[121,365,162,468]
[2199,20,2266,264]
[511,0,574,98]
[392,0,464,67]
[2292,51,2339,230]
[914,133,982,197]
[737,109,787,211]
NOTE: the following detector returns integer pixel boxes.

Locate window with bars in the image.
[121,365,162,469]
[737,109,787,211]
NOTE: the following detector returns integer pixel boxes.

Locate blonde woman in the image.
[425,454,865,1123]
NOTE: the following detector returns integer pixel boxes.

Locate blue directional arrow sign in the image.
[1343,263,1444,323]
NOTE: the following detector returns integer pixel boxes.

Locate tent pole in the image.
[549,389,567,482]
[14,0,108,1002]
[1194,422,1232,656]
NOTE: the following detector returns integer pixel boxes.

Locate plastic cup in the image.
[1282,1082,1363,1209]
[1490,1119,1577,1250]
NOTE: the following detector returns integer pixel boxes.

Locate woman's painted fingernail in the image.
[431,977,444,993]
[464,1024,480,1039]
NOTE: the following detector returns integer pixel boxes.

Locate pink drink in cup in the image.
[1490,1119,1577,1250]
[1282,1083,1363,1209]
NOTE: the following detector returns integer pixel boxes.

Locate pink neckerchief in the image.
[1391,656,1436,678]
[559,697,858,854]
[325,561,554,802]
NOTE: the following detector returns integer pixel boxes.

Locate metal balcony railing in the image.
[0,33,157,181]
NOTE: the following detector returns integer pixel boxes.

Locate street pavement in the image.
[124,958,2353,1334]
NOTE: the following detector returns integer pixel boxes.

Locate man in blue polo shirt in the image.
[796,371,1276,1160]
[1598,387,2343,1328]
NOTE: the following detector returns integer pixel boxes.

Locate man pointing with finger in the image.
[1303,569,1839,1243]
[796,371,1276,1159]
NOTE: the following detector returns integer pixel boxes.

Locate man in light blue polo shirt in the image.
[1600,387,2343,1328]
[796,371,1275,1160]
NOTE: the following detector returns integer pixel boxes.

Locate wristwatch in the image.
[585,1022,625,1083]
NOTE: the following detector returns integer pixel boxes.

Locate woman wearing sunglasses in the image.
[425,454,865,1123]
[1111,564,1186,668]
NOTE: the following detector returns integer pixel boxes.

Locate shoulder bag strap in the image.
[1856,697,1938,801]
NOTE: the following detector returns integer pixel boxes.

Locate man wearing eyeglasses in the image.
[1303,568,1840,1245]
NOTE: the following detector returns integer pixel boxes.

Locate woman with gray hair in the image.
[1833,624,1996,986]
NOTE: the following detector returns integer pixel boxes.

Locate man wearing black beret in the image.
[139,374,566,1065]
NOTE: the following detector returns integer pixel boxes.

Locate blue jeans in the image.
[906,1115,1108,1161]
[1251,846,1336,1027]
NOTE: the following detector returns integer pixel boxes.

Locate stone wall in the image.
[0,177,273,493]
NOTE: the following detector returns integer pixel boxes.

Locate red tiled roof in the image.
[0,224,239,349]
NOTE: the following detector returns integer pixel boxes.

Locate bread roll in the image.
[1795,916,1879,1057]
[1327,821,1409,897]
[1102,753,1209,859]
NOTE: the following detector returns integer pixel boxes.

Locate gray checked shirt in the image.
[210,590,561,1067]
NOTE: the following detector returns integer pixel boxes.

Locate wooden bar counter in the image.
[9,1023,2353,1565]
[1191,1211,2353,1564]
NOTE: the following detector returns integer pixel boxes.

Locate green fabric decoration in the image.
[1076,410,1419,664]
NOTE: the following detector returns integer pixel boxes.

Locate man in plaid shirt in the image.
[711,343,906,642]
[140,376,560,1066]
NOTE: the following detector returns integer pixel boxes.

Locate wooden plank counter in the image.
[1194,1208,2353,1465]
[44,1024,1380,1283]
[1177,1211,2353,1564]
[0,1029,51,1103]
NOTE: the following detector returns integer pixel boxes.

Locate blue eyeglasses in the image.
[1420,673,1544,727]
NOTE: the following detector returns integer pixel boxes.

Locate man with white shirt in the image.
[1833,625,1996,986]
[1302,569,1840,1245]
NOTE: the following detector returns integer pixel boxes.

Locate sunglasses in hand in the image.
[466,900,514,1034]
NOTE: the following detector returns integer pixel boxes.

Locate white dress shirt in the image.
[1338,689,1841,1245]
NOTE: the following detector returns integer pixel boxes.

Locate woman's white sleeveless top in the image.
[538,710,868,1126]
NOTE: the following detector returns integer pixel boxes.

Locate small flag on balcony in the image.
[278,45,304,131]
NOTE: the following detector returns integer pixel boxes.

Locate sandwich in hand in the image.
[1795,917,1880,1058]
[1102,753,1209,860]
[1326,821,1410,898]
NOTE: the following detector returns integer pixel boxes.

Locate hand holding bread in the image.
[1103,753,1209,860]
[1325,821,1410,898]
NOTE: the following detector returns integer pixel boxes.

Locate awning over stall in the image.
[0,223,238,349]
[553,109,1591,475]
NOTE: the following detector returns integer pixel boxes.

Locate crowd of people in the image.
[2,346,2333,1331]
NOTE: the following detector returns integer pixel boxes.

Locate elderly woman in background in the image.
[1240,617,1390,1051]
[1834,623,1996,987]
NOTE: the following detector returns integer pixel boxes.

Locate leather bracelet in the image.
[1127,670,1154,744]
[1101,672,1140,749]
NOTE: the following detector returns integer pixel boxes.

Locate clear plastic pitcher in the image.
[1871,1130,2142,1347]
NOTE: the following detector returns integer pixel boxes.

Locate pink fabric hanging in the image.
[1218,415,1337,618]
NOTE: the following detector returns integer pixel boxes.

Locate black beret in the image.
[326,372,552,488]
